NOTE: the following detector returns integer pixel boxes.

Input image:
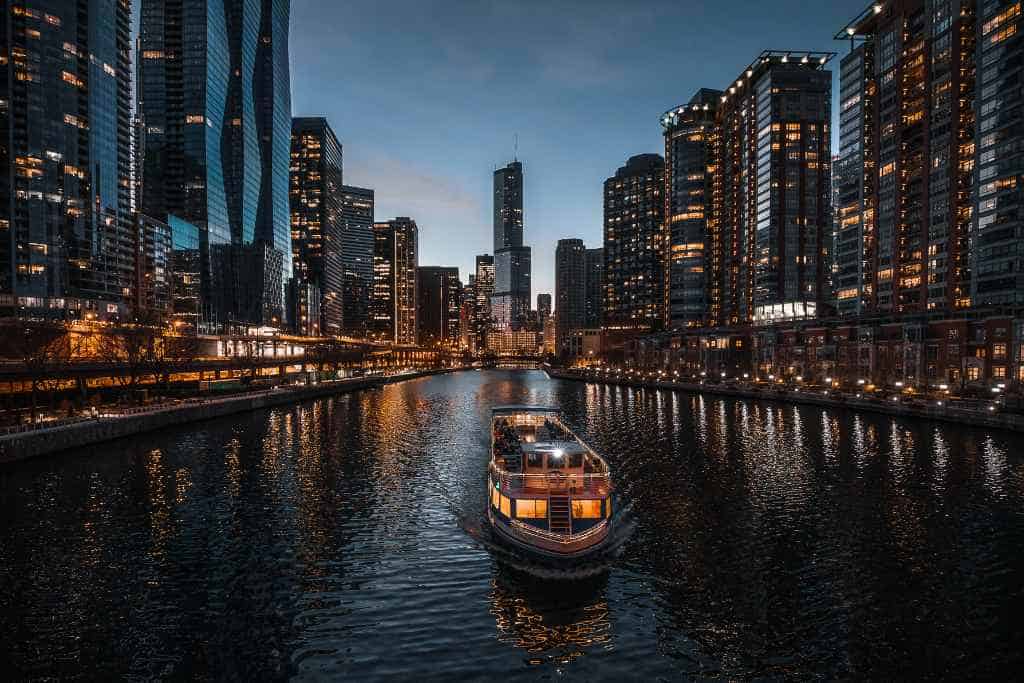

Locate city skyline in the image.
[288,0,860,298]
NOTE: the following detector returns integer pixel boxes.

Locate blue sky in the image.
[291,0,862,299]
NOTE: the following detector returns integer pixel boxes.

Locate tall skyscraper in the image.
[474,254,494,350]
[584,247,604,329]
[536,293,552,322]
[1,0,134,319]
[661,88,721,329]
[555,239,586,355]
[340,186,374,338]
[491,161,531,329]
[371,218,418,344]
[417,266,461,348]
[714,51,832,326]
[290,117,343,334]
[138,0,292,328]
[837,3,978,313]
[603,154,665,332]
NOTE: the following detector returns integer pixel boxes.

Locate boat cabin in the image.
[488,406,612,554]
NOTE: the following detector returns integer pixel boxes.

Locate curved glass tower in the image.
[139,0,292,329]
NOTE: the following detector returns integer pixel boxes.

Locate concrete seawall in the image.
[0,368,457,464]
[545,367,1024,434]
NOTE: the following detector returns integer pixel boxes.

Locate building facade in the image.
[555,239,586,355]
[837,3,976,316]
[289,117,344,334]
[537,293,552,321]
[603,154,666,333]
[340,185,374,338]
[138,0,292,329]
[661,88,721,329]
[371,218,418,344]
[717,51,832,326]
[584,247,603,329]
[491,161,531,329]
[417,266,461,348]
[474,254,494,351]
[1,0,134,320]
[134,214,173,318]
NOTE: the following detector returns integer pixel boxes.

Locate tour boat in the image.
[487,406,615,562]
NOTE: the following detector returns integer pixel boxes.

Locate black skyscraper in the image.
[491,161,531,330]
[340,186,374,338]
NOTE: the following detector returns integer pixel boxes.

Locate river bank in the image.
[0,367,460,463]
[545,366,1024,433]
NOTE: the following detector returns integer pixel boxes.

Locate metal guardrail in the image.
[490,462,610,494]
[0,416,94,437]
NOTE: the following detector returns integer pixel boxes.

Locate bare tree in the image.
[0,319,73,424]
[96,323,159,404]
[150,330,200,396]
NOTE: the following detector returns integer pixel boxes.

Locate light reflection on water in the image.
[1,370,1023,679]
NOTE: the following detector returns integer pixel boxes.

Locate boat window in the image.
[526,451,543,469]
[491,483,500,510]
[499,494,511,518]
[569,453,583,468]
[515,499,548,519]
[571,499,602,519]
[546,454,565,470]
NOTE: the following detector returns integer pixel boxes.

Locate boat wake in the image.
[458,504,637,580]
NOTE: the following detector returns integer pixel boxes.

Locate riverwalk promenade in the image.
[546,366,1024,433]
[0,368,458,463]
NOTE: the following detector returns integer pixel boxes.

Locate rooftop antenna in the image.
[513,133,518,162]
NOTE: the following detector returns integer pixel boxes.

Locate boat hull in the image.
[487,506,612,563]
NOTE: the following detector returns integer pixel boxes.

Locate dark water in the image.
[2,370,1024,680]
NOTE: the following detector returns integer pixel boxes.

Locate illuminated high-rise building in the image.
[474,254,494,350]
[290,117,343,334]
[491,161,531,329]
[837,3,975,314]
[715,51,832,326]
[1,0,134,319]
[603,154,665,332]
[371,218,418,344]
[660,88,721,328]
[139,0,292,328]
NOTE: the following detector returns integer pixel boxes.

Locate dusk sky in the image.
[290,0,862,299]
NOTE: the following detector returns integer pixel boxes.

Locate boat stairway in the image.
[549,495,571,533]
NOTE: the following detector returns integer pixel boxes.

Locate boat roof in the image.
[491,405,562,415]
[521,441,588,455]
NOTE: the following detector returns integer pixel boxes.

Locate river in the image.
[1,369,1023,679]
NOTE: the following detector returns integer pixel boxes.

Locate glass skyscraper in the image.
[138,0,292,329]
[1,0,133,320]
[491,161,531,330]
[340,186,374,338]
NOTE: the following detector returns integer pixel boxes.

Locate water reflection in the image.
[489,566,611,666]
[1,370,1024,679]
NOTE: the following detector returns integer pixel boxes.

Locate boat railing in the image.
[510,517,609,545]
[490,462,611,494]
